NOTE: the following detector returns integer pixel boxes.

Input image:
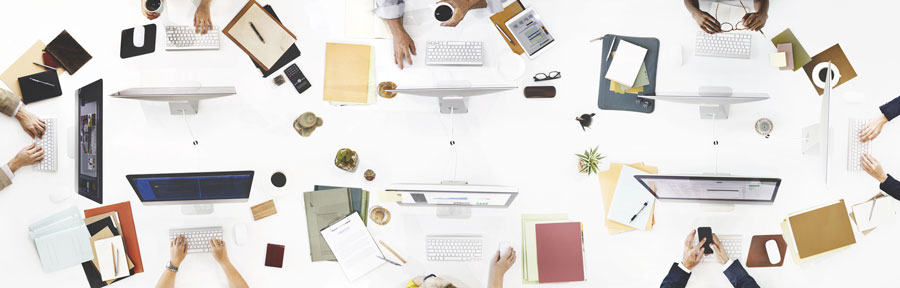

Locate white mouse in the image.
[233,223,248,246]
[498,241,512,258]
[49,190,72,203]
[133,25,145,47]
[765,239,780,264]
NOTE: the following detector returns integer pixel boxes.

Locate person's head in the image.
[422,276,456,288]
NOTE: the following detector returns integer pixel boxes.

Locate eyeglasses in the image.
[714,1,753,32]
[533,71,561,82]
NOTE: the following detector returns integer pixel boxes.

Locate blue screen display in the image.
[132,174,252,201]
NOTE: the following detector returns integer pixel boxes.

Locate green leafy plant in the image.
[335,148,359,172]
[576,146,605,175]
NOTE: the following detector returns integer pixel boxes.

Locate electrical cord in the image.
[181,109,199,145]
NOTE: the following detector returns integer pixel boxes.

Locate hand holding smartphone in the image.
[698,227,713,255]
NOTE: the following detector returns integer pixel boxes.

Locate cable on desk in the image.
[181,109,199,145]
[449,107,458,181]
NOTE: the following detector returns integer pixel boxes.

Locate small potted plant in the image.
[335,148,359,172]
[576,146,604,175]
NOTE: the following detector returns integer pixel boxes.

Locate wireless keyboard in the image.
[34,118,56,172]
[848,119,871,171]
[695,32,751,59]
[165,25,220,51]
[426,41,484,66]
[697,234,743,262]
[426,235,483,261]
[169,226,224,253]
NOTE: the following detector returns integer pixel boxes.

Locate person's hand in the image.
[691,11,722,34]
[709,234,730,265]
[741,12,767,31]
[193,2,212,34]
[210,239,229,264]
[490,248,516,276]
[862,154,889,183]
[141,0,161,20]
[15,108,45,138]
[8,143,43,172]
[681,230,706,270]
[438,0,487,27]
[860,114,889,142]
[170,235,188,267]
[392,29,416,69]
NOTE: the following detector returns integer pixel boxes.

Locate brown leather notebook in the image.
[746,235,787,267]
[489,0,525,55]
[45,30,92,75]
[265,243,285,268]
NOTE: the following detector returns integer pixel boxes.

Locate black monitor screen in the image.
[127,171,254,202]
[78,79,103,204]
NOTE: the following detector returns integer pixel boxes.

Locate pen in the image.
[111,243,118,277]
[250,22,265,43]
[376,255,401,266]
[29,77,55,87]
[379,240,407,264]
[868,197,878,222]
[494,24,515,46]
[629,201,648,223]
[605,36,617,63]
[33,62,55,70]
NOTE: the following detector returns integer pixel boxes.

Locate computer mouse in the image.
[765,239,780,264]
[498,241,511,258]
[50,190,72,203]
[233,223,248,246]
[133,25,145,47]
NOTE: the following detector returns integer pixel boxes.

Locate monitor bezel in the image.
[633,175,781,203]
[126,171,255,205]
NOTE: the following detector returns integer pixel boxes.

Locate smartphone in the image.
[697,227,713,255]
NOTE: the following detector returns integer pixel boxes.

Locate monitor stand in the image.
[182,204,214,215]
[439,96,467,114]
[701,172,735,212]
[698,86,733,120]
[436,180,472,219]
[169,100,200,115]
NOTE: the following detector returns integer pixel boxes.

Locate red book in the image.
[535,222,584,283]
[265,243,285,268]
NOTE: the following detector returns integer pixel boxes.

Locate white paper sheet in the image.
[605,40,647,88]
[606,166,655,230]
[320,212,384,281]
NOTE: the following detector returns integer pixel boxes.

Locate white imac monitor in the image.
[634,175,781,204]
[387,183,518,218]
[801,62,834,182]
[111,86,236,115]
[640,86,769,119]
[386,85,516,114]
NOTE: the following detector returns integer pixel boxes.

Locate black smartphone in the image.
[697,227,713,255]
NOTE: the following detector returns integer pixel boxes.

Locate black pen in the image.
[29,77,55,87]
[629,201,648,223]
[250,22,265,43]
[33,62,56,70]
[377,255,401,266]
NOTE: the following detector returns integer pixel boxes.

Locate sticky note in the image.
[770,52,787,68]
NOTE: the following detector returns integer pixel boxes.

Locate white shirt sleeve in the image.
[486,0,503,14]
[722,259,736,272]
[11,102,22,117]
[1,164,14,181]
[677,262,692,273]
[374,0,405,19]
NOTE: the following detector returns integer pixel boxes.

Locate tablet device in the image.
[77,79,103,204]
[505,8,556,59]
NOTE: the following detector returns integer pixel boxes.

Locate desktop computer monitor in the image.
[126,171,254,215]
[801,62,834,183]
[111,86,236,115]
[387,183,518,218]
[640,86,769,119]
[77,79,104,204]
[633,175,781,204]
[386,85,516,114]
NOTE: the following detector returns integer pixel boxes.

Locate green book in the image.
[304,188,352,262]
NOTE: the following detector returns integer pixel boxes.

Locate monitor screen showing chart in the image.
[634,175,780,203]
[390,184,518,208]
[126,171,254,204]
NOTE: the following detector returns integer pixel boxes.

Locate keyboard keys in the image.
[426,236,483,262]
[166,26,220,51]
[848,119,870,171]
[695,32,751,59]
[169,227,224,253]
[34,118,56,172]
[426,41,484,66]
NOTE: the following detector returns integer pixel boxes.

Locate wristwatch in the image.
[166,261,179,273]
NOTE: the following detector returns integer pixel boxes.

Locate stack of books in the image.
[605,39,650,95]
[521,214,585,284]
[81,201,144,288]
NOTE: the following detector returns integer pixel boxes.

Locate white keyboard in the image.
[697,234,743,262]
[169,226,223,253]
[426,41,484,66]
[165,26,220,51]
[695,32,751,59]
[426,235,483,261]
[848,119,871,171]
[34,118,56,172]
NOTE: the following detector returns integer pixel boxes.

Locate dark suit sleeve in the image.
[881,174,900,201]
[881,95,900,121]
[723,260,760,288]
[660,263,690,288]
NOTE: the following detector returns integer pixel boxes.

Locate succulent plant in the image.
[335,148,359,172]
[576,146,605,175]
[364,169,376,181]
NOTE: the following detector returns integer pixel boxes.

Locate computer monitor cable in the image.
[448,107,459,181]
[180,109,199,145]
[711,112,720,174]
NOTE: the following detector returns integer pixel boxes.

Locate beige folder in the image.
[323,43,371,104]
[781,199,856,263]
[598,163,656,234]
[0,41,64,97]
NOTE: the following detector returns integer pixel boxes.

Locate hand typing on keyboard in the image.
[862,154,889,184]
[709,234,731,265]
[193,0,213,34]
[14,107,45,138]
[170,235,188,267]
[859,113,890,142]
[7,143,43,173]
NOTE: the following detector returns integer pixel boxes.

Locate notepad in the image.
[606,166,654,230]
[95,235,128,281]
[535,222,584,283]
[320,212,384,281]
[604,40,647,88]
[224,0,297,71]
[852,197,896,233]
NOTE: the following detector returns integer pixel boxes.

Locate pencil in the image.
[379,240,406,264]
[111,243,118,276]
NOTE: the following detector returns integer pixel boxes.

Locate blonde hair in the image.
[422,278,456,288]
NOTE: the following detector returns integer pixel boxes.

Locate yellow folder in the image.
[781,199,856,263]
[323,43,371,104]
[598,163,656,234]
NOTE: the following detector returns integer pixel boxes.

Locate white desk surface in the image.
[1,0,899,287]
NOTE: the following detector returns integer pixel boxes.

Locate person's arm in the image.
[373,0,416,69]
[722,260,760,288]
[488,248,516,288]
[0,143,45,190]
[193,0,213,34]
[438,0,488,27]
[156,235,188,288]
[211,239,249,288]
[683,0,721,34]
[880,174,900,200]
[662,230,705,288]
[861,154,900,200]
[660,263,691,288]
[742,0,769,31]
[880,95,900,122]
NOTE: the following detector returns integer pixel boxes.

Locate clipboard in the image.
[596,34,659,114]
[223,0,297,71]
[489,0,525,55]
